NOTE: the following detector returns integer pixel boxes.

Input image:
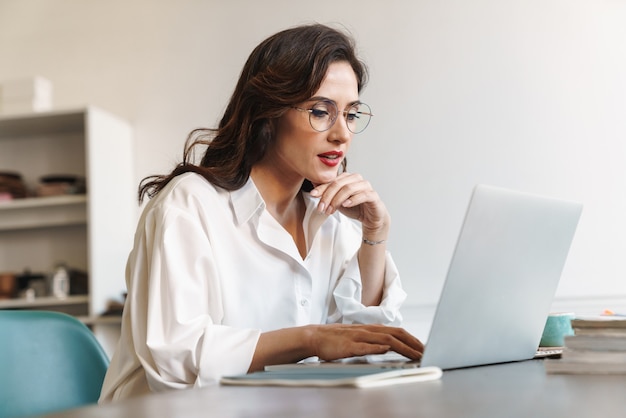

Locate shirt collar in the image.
[229,178,329,230]
[230,178,265,226]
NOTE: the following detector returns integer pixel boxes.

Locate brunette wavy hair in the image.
[138,23,369,203]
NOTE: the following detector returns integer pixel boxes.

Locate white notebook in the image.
[220,366,442,388]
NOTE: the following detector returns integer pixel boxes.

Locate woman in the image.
[100,23,423,402]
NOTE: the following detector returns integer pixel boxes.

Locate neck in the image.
[250,165,303,216]
[251,165,307,259]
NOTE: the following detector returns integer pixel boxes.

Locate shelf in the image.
[0,108,85,138]
[0,195,87,231]
[0,107,135,320]
[0,194,86,210]
[0,294,89,309]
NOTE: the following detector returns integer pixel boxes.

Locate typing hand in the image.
[310,324,424,362]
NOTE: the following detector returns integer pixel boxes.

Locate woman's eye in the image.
[346,111,359,122]
[310,108,330,119]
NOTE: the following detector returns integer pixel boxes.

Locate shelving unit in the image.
[0,195,88,230]
[0,107,135,331]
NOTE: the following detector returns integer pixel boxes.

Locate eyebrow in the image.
[306,96,362,107]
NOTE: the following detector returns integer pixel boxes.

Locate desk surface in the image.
[42,360,626,418]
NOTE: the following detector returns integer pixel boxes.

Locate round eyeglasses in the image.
[292,100,373,134]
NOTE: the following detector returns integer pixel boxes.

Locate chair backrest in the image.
[0,310,110,418]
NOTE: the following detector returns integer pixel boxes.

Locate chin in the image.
[310,174,337,185]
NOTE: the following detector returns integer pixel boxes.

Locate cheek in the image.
[275,120,320,153]
[274,118,302,150]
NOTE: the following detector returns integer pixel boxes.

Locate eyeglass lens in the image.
[308,101,372,134]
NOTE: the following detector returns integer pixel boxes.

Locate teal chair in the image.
[0,310,110,418]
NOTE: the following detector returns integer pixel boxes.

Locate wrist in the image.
[362,237,386,246]
[362,214,390,239]
[362,225,390,245]
[302,325,319,358]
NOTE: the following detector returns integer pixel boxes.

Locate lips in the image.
[318,150,344,167]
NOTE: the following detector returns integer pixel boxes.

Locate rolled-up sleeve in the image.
[329,251,406,326]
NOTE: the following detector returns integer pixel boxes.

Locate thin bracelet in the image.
[362,237,386,246]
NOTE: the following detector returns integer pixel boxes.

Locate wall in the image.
[1,1,625,334]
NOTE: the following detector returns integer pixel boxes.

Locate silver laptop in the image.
[418,184,582,369]
[267,184,582,371]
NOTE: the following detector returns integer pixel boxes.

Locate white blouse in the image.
[99,172,406,401]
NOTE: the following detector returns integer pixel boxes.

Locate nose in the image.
[327,111,352,143]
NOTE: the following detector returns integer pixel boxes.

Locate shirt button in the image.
[300,299,308,307]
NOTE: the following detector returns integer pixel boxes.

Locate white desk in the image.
[41,360,626,418]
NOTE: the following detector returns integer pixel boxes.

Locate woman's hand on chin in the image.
[309,172,390,233]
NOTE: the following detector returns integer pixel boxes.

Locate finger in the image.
[378,326,425,353]
[328,182,367,212]
[366,334,423,361]
[380,326,424,349]
[309,172,352,195]
[387,342,424,361]
[335,323,423,349]
[356,326,425,360]
[340,188,377,208]
[309,182,329,197]
[348,343,391,358]
[309,182,335,213]
[315,176,368,214]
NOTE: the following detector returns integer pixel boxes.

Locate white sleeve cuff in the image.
[330,251,406,326]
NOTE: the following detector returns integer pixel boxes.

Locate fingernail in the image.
[310,189,320,197]
[318,202,326,213]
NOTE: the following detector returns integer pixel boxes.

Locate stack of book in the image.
[545,316,626,374]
